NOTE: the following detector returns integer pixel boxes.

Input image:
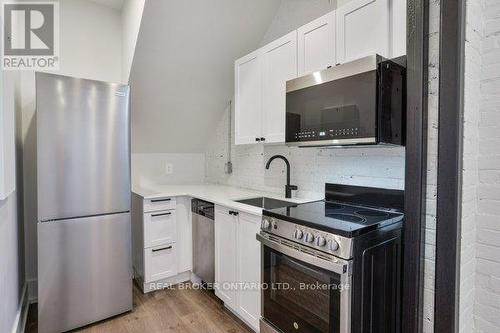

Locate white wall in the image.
[121,0,145,83]
[132,153,205,189]
[0,193,23,333]
[0,68,24,333]
[21,0,123,300]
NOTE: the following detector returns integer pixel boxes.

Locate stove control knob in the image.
[261,218,271,230]
[293,229,304,240]
[304,232,314,243]
[328,239,340,251]
[315,236,326,247]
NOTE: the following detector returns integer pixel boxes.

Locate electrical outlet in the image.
[165,163,173,175]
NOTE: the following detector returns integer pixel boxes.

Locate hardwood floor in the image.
[25,283,254,333]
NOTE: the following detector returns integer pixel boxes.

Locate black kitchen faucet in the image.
[265,155,298,199]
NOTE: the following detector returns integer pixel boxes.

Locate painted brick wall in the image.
[474,0,500,331]
[461,0,484,332]
[420,1,440,332]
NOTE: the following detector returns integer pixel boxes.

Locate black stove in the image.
[264,200,403,238]
[261,183,404,260]
[258,183,405,333]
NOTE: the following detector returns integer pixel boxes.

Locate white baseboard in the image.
[27,278,38,303]
[11,283,29,333]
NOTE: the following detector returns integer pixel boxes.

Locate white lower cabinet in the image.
[175,196,193,273]
[237,212,262,330]
[132,194,192,293]
[214,206,238,308]
[215,205,261,332]
[144,244,178,282]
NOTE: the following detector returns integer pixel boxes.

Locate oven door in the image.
[257,233,352,333]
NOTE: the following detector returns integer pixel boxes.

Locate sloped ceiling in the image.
[88,0,124,10]
[130,0,281,153]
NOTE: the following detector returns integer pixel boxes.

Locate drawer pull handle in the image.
[152,246,172,252]
[151,212,172,217]
[229,211,239,216]
[151,198,171,203]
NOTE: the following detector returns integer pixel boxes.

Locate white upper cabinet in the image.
[336,0,391,63]
[235,50,262,145]
[261,31,297,144]
[297,11,336,76]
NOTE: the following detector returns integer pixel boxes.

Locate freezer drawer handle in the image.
[152,246,172,253]
[151,198,172,203]
[151,212,172,218]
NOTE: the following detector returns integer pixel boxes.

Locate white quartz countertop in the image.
[132,183,323,216]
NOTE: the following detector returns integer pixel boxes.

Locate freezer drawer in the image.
[38,213,132,333]
[144,210,176,248]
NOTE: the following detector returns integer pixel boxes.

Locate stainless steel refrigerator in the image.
[36,73,132,333]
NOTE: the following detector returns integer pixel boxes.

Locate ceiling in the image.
[88,0,124,10]
[129,0,282,153]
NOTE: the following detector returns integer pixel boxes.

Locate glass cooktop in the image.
[263,200,404,237]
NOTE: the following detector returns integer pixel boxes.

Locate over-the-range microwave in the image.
[285,54,406,147]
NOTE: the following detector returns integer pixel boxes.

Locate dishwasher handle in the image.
[191,199,215,220]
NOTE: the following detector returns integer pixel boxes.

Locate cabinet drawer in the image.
[144,244,178,283]
[144,197,176,212]
[144,210,176,248]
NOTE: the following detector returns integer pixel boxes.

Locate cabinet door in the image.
[176,197,192,273]
[261,31,297,144]
[214,206,238,310]
[297,11,336,76]
[235,50,262,145]
[237,212,262,331]
[336,0,390,64]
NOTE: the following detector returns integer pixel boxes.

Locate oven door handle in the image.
[256,233,350,276]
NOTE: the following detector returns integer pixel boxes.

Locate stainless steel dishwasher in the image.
[192,199,215,285]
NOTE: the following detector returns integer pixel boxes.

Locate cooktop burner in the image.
[327,213,366,223]
[356,209,390,218]
[264,200,403,237]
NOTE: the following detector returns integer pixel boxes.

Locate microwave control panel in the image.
[294,127,360,140]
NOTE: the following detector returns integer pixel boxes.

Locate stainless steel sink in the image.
[235,197,297,210]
